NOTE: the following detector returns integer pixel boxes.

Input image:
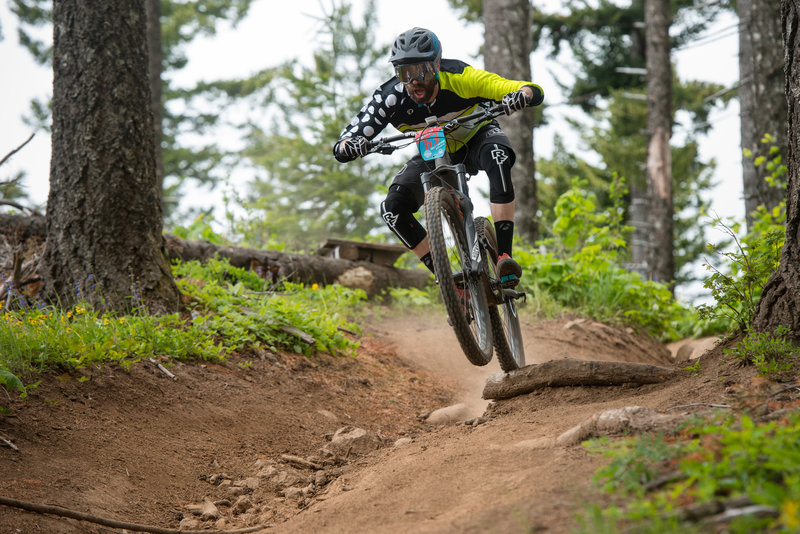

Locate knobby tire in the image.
[475,217,525,371]
[425,187,493,366]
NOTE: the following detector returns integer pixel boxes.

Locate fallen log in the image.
[164,236,430,297]
[483,358,678,400]
[0,214,432,297]
[0,213,46,242]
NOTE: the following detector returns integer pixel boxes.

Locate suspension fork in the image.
[421,160,483,278]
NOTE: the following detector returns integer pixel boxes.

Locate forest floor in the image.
[0,305,753,534]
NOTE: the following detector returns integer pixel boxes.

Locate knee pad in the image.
[381,184,427,249]
[479,143,516,204]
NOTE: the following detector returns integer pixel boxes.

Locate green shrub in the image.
[724,326,799,379]
[0,257,365,399]
[173,257,365,356]
[581,411,800,533]
[0,303,224,379]
[699,136,786,333]
[170,213,227,245]
[518,176,692,341]
[698,208,784,333]
[385,285,439,310]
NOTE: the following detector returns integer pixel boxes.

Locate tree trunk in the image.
[753,0,800,335]
[739,0,787,228]
[145,0,164,205]
[644,0,674,287]
[43,0,180,314]
[483,0,538,244]
[629,0,650,273]
[483,358,676,400]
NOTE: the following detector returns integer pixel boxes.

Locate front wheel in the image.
[475,217,525,371]
[425,187,493,366]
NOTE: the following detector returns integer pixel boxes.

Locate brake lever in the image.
[376,146,397,155]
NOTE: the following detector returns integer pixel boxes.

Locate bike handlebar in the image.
[365,104,505,155]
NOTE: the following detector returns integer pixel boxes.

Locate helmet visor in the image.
[395,62,437,84]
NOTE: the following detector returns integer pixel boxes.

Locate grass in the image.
[578,406,800,533]
[0,257,366,402]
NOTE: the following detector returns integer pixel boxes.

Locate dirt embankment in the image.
[0,309,743,534]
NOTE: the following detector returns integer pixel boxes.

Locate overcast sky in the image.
[0,1,741,224]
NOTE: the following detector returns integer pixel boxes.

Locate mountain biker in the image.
[333,27,544,286]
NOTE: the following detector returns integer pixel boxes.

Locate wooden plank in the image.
[316,238,408,266]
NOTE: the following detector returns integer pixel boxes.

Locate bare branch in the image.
[0,134,36,168]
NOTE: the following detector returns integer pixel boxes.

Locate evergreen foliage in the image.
[537,87,721,286]
[531,0,732,110]
[515,175,693,341]
[229,1,397,251]
[7,0,258,220]
[699,139,786,332]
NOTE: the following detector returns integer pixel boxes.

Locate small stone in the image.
[179,517,202,530]
[563,318,587,330]
[201,498,219,520]
[257,465,278,479]
[283,486,304,500]
[232,495,253,515]
[317,409,338,421]
[227,485,251,496]
[393,437,412,447]
[472,417,488,426]
[513,437,555,449]
[425,404,472,425]
[314,471,328,486]
[301,483,316,497]
[322,425,382,457]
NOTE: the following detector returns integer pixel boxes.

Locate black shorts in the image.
[389,121,516,210]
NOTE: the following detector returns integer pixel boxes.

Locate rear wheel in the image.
[425,187,493,366]
[475,217,525,371]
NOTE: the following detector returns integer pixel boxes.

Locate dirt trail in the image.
[271,313,724,534]
[0,309,741,534]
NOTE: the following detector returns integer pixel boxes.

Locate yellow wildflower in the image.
[783,500,799,530]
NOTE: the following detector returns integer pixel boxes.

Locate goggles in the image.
[395,62,437,85]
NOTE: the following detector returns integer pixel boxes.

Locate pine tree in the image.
[753,0,799,336]
[8,0,257,219]
[231,1,395,251]
[738,0,786,228]
[43,0,179,314]
[537,88,716,287]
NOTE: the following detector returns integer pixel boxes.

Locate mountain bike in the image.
[366,104,526,371]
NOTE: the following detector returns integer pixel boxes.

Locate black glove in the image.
[501,90,531,115]
[336,136,369,160]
